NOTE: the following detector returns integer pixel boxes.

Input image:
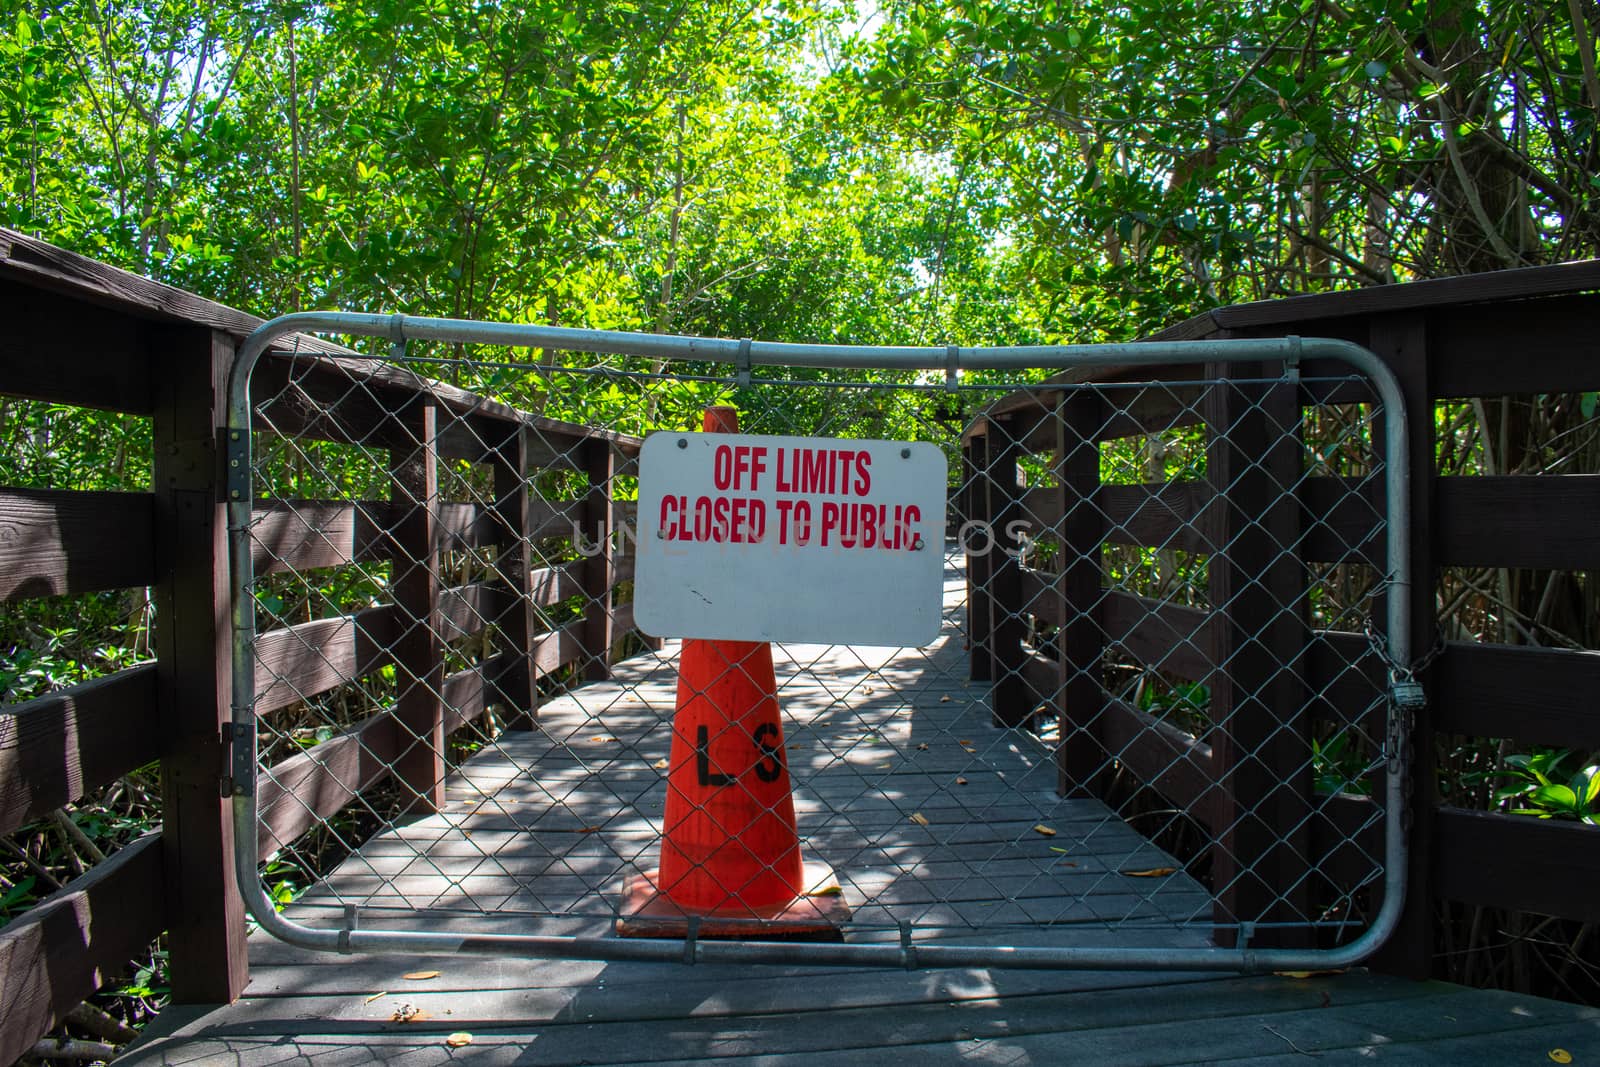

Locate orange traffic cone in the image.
[617,407,850,940]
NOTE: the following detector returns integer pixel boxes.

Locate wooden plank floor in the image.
[120,553,1600,1064]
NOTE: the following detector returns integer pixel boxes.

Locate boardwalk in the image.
[120,556,1600,1064]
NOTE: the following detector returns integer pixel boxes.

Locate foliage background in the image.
[2,0,1598,1058]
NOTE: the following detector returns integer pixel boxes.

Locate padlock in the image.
[1390,679,1426,710]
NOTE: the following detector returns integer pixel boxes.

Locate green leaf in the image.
[1575,766,1600,810]
[1528,784,1577,811]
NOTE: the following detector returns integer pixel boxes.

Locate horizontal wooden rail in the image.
[1016,567,1061,626]
[1438,475,1600,569]
[1101,483,1215,554]
[1102,592,1215,680]
[1428,292,1599,398]
[532,619,586,675]
[1013,577,1215,682]
[0,488,155,600]
[1293,793,1600,933]
[1100,696,1217,817]
[1021,647,1060,705]
[0,284,157,414]
[441,659,496,734]
[250,501,398,574]
[1435,808,1600,922]
[1436,642,1600,750]
[1304,632,1383,729]
[255,654,507,858]
[251,498,579,575]
[254,582,540,713]
[612,600,637,641]
[251,350,642,458]
[1298,477,1385,565]
[253,607,401,714]
[0,665,161,837]
[994,382,1211,453]
[1013,476,1391,565]
[437,581,497,643]
[1308,631,1600,752]
[257,713,402,859]
[529,563,584,606]
[1300,682,1600,928]
[0,833,165,1066]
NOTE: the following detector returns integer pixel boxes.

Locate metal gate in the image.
[226,314,1418,972]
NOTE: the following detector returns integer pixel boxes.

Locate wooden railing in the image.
[0,230,641,1061]
[3,230,1599,1054]
[966,260,1600,971]
[244,350,644,849]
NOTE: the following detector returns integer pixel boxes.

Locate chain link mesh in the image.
[237,339,1393,959]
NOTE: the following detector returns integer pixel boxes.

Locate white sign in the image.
[633,432,947,647]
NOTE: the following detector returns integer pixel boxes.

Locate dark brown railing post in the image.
[389,396,445,814]
[963,432,994,683]
[581,438,615,681]
[152,323,248,1003]
[985,417,1029,726]
[1367,311,1436,977]
[491,424,539,730]
[1204,358,1313,948]
[1055,390,1110,796]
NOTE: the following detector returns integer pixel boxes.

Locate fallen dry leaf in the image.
[1122,867,1178,878]
[1549,1052,1572,1065]
[939,694,951,703]
[579,825,602,834]
[446,1033,473,1048]
[1033,824,1057,837]
[403,970,441,981]
[652,758,669,770]
[364,991,388,1004]
[909,812,930,827]
[1049,846,1070,854]
[917,743,929,751]
[955,777,969,785]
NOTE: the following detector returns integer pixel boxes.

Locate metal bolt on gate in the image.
[226,312,1418,973]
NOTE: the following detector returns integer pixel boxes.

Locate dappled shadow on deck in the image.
[282,548,1212,945]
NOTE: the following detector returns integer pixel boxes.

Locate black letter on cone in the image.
[753,722,784,783]
[695,725,734,787]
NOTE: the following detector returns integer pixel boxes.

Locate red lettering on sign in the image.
[659,443,926,550]
[792,500,812,544]
[854,452,872,495]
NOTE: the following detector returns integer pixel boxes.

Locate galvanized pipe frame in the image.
[225,310,1417,973]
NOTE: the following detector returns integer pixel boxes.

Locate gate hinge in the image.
[220,720,255,797]
[224,428,250,502]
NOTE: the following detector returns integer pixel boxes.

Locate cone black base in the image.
[615,859,851,941]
